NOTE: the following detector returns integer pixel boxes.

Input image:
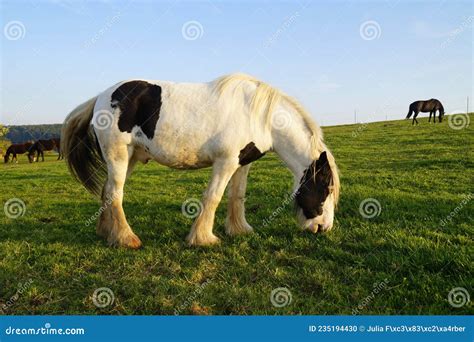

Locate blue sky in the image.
[1,0,472,126]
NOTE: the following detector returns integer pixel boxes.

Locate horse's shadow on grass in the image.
[1,200,198,248]
[1,192,469,264]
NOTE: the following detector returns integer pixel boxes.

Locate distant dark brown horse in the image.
[28,138,62,162]
[406,99,445,125]
[4,142,33,163]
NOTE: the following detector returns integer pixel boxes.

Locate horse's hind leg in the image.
[96,145,142,249]
[413,112,419,125]
[225,164,253,236]
[187,159,238,246]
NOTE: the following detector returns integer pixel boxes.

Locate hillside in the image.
[4,124,62,143]
[0,114,472,315]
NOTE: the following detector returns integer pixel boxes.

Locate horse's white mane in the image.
[214,73,340,205]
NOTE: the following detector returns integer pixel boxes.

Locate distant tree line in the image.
[4,124,62,143]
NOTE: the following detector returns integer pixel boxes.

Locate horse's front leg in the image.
[186,159,238,246]
[225,164,253,236]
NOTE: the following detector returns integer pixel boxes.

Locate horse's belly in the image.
[144,134,214,169]
[152,150,213,169]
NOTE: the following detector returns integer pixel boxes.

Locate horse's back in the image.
[93,78,254,169]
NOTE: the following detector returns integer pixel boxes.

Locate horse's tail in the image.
[61,96,106,196]
[406,106,413,119]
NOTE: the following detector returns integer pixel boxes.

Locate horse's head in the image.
[27,145,36,163]
[295,151,338,233]
[439,110,445,122]
[4,154,9,163]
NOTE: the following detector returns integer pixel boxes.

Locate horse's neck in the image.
[271,104,316,182]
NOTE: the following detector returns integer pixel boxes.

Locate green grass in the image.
[1,115,473,315]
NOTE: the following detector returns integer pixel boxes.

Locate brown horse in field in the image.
[28,138,62,162]
[405,99,445,125]
[4,142,34,163]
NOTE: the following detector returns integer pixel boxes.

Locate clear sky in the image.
[1,0,472,126]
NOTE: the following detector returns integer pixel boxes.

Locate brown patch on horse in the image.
[238,142,265,166]
[295,151,333,219]
[111,81,162,139]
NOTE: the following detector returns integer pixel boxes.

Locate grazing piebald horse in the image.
[4,142,33,163]
[28,138,62,162]
[62,73,340,249]
[405,99,445,125]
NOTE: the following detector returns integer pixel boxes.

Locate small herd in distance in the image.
[3,138,62,163]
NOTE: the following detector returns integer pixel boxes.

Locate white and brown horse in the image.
[62,74,340,248]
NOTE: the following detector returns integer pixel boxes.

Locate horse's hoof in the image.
[225,221,254,236]
[122,234,143,249]
[186,232,220,247]
[109,233,143,249]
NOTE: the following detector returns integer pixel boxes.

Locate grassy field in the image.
[1,115,473,315]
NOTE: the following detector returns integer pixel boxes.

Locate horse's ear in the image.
[316,151,332,181]
[318,151,328,163]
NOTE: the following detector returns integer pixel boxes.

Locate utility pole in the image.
[354,109,357,124]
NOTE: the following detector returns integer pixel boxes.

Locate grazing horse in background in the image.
[62,73,340,249]
[28,138,62,162]
[4,142,33,163]
[406,99,445,125]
